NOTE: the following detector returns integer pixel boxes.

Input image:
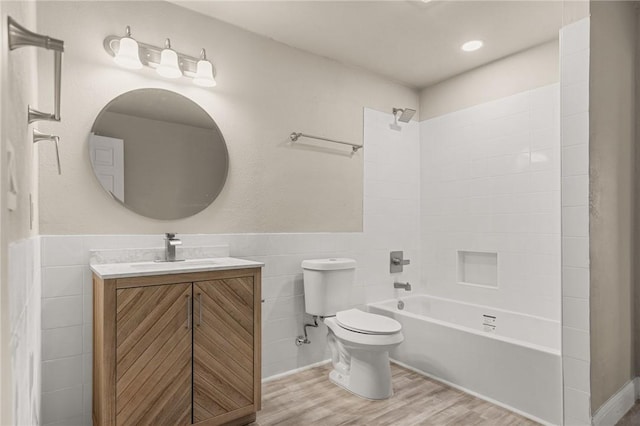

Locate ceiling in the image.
[171,0,563,89]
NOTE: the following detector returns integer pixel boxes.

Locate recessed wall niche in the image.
[457,251,498,288]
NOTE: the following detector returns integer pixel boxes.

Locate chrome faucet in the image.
[164,233,182,262]
[394,281,412,291]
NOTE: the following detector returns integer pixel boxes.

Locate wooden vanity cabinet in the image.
[93,268,262,426]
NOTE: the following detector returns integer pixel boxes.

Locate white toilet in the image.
[302,258,403,400]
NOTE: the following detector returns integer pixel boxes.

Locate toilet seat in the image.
[325,317,404,348]
[336,309,402,335]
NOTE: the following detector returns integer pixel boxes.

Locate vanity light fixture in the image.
[461,40,483,52]
[193,49,217,87]
[104,26,217,88]
[113,26,143,70]
[156,39,182,79]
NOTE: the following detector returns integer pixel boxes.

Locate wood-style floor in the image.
[253,363,539,426]
[617,402,640,425]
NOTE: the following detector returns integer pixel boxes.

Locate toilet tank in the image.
[302,258,356,316]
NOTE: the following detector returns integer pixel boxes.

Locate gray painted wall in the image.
[419,40,559,120]
[589,0,637,414]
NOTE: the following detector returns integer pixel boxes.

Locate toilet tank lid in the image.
[301,258,356,271]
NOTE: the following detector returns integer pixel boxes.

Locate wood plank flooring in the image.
[253,363,539,426]
[617,401,640,425]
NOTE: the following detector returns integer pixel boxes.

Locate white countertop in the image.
[90,257,264,279]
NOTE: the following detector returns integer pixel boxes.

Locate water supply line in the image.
[296,315,320,346]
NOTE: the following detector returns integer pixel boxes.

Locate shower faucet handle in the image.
[390,251,410,273]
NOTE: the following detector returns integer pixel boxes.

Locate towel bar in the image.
[8,17,64,124]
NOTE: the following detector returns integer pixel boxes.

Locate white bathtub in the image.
[368,295,562,425]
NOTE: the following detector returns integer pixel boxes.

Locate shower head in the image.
[393,107,416,123]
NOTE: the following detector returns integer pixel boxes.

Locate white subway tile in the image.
[562,144,589,176]
[262,338,300,366]
[42,356,83,392]
[563,358,590,393]
[83,353,92,385]
[42,266,84,298]
[262,295,304,322]
[532,127,560,151]
[562,237,589,268]
[263,316,303,344]
[262,275,303,301]
[83,323,93,354]
[42,386,83,425]
[561,50,590,87]
[563,327,590,361]
[41,237,84,267]
[561,81,589,117]
[43,415,86,426]
[42,296,83,329]
[83,292,93,325]
[563,386,591,425]
[83,384,92,415]
[43,326,83,361]
[562,297,589,331]
[562,176,589,206]
[562,111,589,147]
[562,267,590,299]
[560,18,590,57]
[562,206,589,237]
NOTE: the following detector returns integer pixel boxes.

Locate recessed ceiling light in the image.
[461,40,483,52]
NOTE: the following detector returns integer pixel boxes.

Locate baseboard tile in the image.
[592,378,638,426]
[262,359,331,383]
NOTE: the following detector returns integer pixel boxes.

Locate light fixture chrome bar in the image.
[103,35,213,77]
[289,132,363,153]
[8,17,64,124]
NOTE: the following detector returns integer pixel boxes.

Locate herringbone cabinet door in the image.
[115,283,193,426]
[193,278,255,423]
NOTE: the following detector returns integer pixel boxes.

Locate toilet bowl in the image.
[324,309,403,400]
[301,258,404,400]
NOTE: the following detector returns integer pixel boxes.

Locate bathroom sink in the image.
[90,257,264,279]
[130,259,220,269]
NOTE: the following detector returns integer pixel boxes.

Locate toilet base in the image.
[328,349,394,400]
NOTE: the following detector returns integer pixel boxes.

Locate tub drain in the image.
[397,300,405,310]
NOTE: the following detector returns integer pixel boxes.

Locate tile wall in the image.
[559,17,592,426]
[8,237,41,426]
[419,83,562,323]
[38,108,420,425]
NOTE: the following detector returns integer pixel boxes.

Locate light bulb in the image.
[156,39,182,79]
[114,26,142,70]
[193,49,216,87]
[461,40,483,52]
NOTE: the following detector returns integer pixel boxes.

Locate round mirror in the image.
[89,89,228,220]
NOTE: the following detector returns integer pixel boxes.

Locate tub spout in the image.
[394,281,411,291]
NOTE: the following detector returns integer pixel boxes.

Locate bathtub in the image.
[368,295,562,425]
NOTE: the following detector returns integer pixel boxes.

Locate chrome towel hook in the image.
[8,16,64,124]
